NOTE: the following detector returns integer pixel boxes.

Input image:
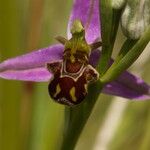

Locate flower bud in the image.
[121,0,150,39]
[112,0,126,9]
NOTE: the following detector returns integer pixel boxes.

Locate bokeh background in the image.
[0,0,150,150]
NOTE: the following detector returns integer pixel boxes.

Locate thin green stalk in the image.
[111,39,137,67]
[98,1,121,75]
[111,9,122,46]
[60,81,103,150]
[98,0,113,74]
[100,26,150,84]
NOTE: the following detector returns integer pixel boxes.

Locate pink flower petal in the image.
[104,77,150,100]
[0,67,51,82]
[0,44,63,72]
[68,0,101,43]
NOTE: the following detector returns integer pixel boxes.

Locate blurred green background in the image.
[0,0,150,150]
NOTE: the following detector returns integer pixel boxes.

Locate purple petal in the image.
[68,0,101,43]
[0,44,63,72]
[103,71,150,100]
[89,49,101,67]
[0,67,51,82]
[90,50,150,100]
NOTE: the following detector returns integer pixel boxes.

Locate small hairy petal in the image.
[0,44,63,72]
[68,0,101,43]
[0,67,51,82]
[103,71,150,100]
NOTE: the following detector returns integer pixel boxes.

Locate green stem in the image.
[111,9,122,46]
[98,0,113,74]
[60,81,103,150]
[111,39,137,67]
[98,0,121,75]
[100,26,150,84]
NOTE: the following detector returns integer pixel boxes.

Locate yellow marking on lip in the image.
[70,54,75,63]
[70,87,77,102]
[84,84,88,92]
[54,84,61,97]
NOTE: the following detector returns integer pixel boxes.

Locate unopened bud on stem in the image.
[121,0,150,39]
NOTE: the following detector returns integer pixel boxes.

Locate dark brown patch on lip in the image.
[48,69,88,106]
[48,61,99,106]
[65,60,83,73]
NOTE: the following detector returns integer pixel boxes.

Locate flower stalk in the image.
[98,0,121,75]
[98,0,113,75]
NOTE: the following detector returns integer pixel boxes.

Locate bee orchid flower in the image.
[0,0,150,105]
